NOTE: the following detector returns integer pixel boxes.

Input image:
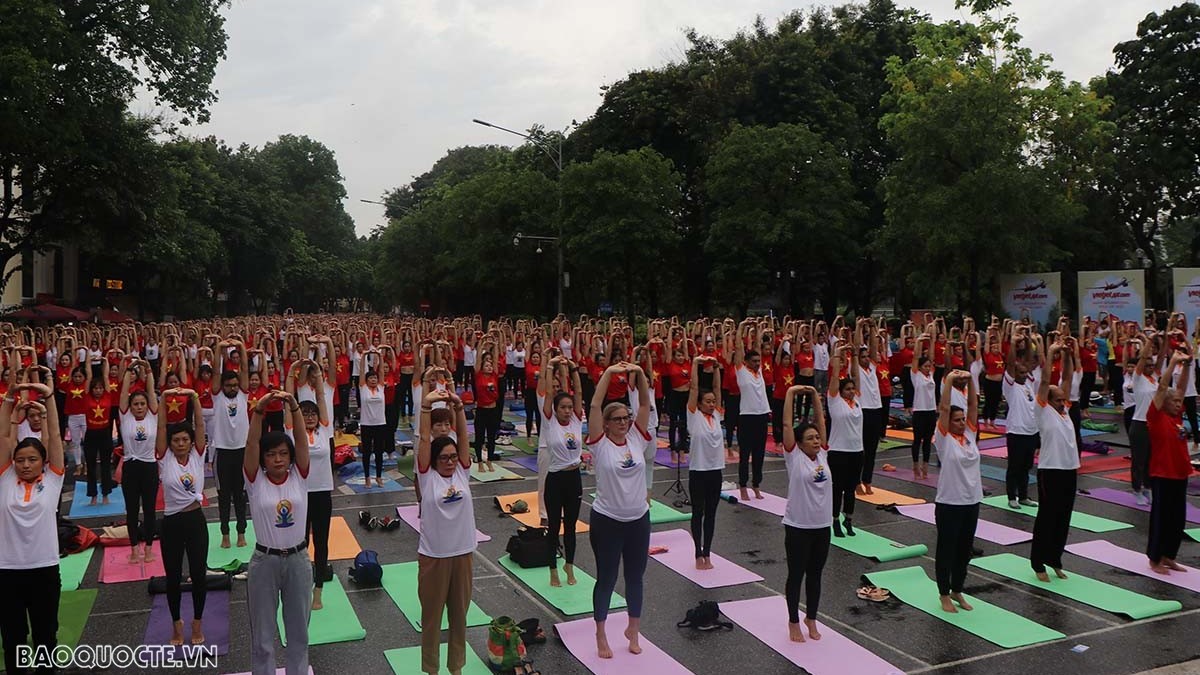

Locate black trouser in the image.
[901,366,915,408]
[524,387,540,437]
[1068,402,1084,452]
[1124,406,1134,433]
[935,502,978,595]
[83,427,113,497]
[722,393,740,446]
[0,565,60,675]
[54,392,68,437]
[263,410,286,435]
[828,451,863,518]
[770,396,786,443]
[121,459,159,546]
[784,525,830,623]
[307,490,333,587]
[455,360,466,388]
[1079,371,1096,411]
[544,468,582,568]
[933,367,946,404]
[399,373,415,417]
[335,384,351,424]
[667,390,689,452]
[1147,477,1187,564]
[214,447,247,535]
[737,413,769,488]
[1005,433,1038,500]
[796,374,815,420]
[1031,469,1076,573]
[385,400,400,440]
[505,365,522,399]
[161,508,208,621]
[1108,363,1125,406]
[580,377,595,415]
[462,365,476,398]
[361,424,390,479]
[473,405,500,461]
[911,410,937,463]
[861,407,885,485]
[1128,421,1150,492]
[1185,396,1200,444]
[982,378,1003,421]
[688,469,722,558]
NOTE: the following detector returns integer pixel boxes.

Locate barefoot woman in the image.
[933,370,982,613]
[781,383,830,643]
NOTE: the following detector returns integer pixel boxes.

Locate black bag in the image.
[505,526,553,568]
[677,600,733,631]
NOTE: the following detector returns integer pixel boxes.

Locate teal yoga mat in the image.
[830,527,927,562]
[60,549,96,591]
[380,562,491,631]
[981,495,1133,532]
[278,576,365,645]
[385,644,491,675]
[498,554,624,615]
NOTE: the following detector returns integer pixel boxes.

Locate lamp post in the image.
[474,118,565,315]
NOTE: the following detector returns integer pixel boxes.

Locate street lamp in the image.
[514,232,558,257]
[474,118,566,315]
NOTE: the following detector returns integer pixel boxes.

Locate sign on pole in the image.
[1077,270,1145,325]
[998,273,1062,329]
[1172,268,1200,324]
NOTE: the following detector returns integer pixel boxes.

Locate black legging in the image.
[1006,433,1038,501]
[121,458,159,547]
[667,389,689,452]
[590,511,650,622]
[523,387,541,437]
[214,448,247,536]
[544,468,582,568]
[901,366,915,408]
[737,413,769,488]
[981,377,1003,421]
[911,410,937,463]
[473,405,500,462]
[83,427,113,497]
[361,424,390,479]
[770,396,786,444]
[385,399,400,440]
[263,410,286,435]
[161,507,208,621]
[860,407,885,485]
[689,469,722,558]
[335,384,351,425]
[399,372,415,417]
[722,393,740,446]
[0,564,60,675]
[1108,363,1125,406]
[1079,371,1096,411]
[935,502,979,595]
[784,525,830,623]
[307,490,332,587]
[1031,469,1076,573]
[827,451,863,518]
[1148,477,1187,564]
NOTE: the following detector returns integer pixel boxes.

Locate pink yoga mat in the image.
[874,468,939,489]
[554,612,693,674]
[1085,487,1200,523]
[647,529,763,588]
[100,541,166,583]
[1066,540,1200,592]
[896,503,1031,545]
[395,505,491,542]
[723,490,787,517]
[722,596,903,675]
[977,437,1008,450]
[655,447,689,469]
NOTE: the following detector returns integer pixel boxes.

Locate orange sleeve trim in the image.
[0,462,10,476]
[966,420,978,433]
[686,404,697,414]
[1036,398,1047,407]
[48,464,65,477]
[936,422,948,436]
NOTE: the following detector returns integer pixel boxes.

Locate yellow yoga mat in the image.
[494,491,590,533]
[309,516,362,561]
[856,486,926,506]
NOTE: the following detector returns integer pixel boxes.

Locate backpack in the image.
[505,526,553,568]
[349,550,383,585]
[677,600,733,631]
[486,616,527,669]
[57,518,98,555]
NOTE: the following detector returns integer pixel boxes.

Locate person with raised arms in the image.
[539,355,585,587]
[284,361,333,610]
[211,338,251,549]
[118,359,160,565]
[733,320,770,502]
[826,339,863,538]
[1146,347,1193,575]
[1030,338,1080,581]
[686,354,724,570]
[781,383,830,643]
[933,369,982,613]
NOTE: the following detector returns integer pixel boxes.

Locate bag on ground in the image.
[349,549,384,585]
[506,526,552,568]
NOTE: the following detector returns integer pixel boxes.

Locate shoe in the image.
[1143,488,1152,504]
[358,510,376,530]
[1018,498,1038,507]
[382,517,401,531]
[1135,492,1148,506]
[832,521,845,538]
[233,572,248,581]
[843,519,855,537]
[1008,499,1020,509]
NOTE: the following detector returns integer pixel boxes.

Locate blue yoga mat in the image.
[68,486,127,519]
[980,463,1035,485]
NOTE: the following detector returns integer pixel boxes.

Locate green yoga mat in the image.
[470,462,522,482]
[205,521,257,569]
[865,566,1065,648]
[981,495,1133,533]
[509,436,539,454]
[385,644,492,675]
[1186,528,1200,542]
[498,554,625,615]
[879,438,909,451]
[60,549,96,591]
[380,562,491,631]
[278,576,365,645]
[971,553,1181,619]
[830,527,927,562]
[590,493,690,524]
[0,589,97,673]
[395,454,416,480]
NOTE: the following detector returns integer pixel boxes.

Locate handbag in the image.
[677,600,733,631]
[505,526,553,568]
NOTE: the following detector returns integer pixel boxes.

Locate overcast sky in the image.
[136,0,1174,236]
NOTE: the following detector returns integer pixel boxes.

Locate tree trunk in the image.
[968,252,981,321]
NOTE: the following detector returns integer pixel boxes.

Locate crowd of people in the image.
[0,309,1192,674]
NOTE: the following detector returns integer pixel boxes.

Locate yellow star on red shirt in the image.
[166,398,183,414]
[783,373,795,387]
[106,380,119,392]
[91,405,106,420]
[335,363,344,373]
[69,388,84,399]
[58,373,69,385]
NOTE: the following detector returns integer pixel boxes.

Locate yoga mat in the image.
[496,491,590,533]
[971,553,1181,619]
[59,548,96,591]
[144,590,232,654]
[981,495,1133,532]
[830,526,927,561]
[1085,486,1200,523]
[897,503,1031,545]
[470,462,522,482]
[722,596,905,675]
[1,588,102,670]
[856,486,925,506]
[499,554,623,615]
[155,484,211,511]
[380,561,491,631]
[509,436,539,454]
[878,438,909,451]
[340,471,409,494]
[654,447,690,469]
[205,521,257,569]
[279,575,365,645]
[1078,455,1134,474]
[722,490,787,517]
[1104,469,1200,483]
[68,487,126,519]
[977,437,1008,450]
[647,529,763,587]
[649,500,691,524]
[385,645,491,675]
[310,516,361,561]
[1067,540,1200,593]
[874,467,939,489]
[1186,528,1200,542]
[888,429,1000,442]
[394,453,416,479]
[656,438,670,449]
[395,504,491,542]
[509,454,540,472]
[225,668,314,675]
[99,541,165,583]
[864,566,1065,648]
[554,612,692,675]
[979,463,1034,484]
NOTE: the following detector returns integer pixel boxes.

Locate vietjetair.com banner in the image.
[998,272,1062,328]
[1078,269,1145,324]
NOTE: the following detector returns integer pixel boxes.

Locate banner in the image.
[1173,268,1200,323]
[997,273,1062,328]
[1078,270,1145,325]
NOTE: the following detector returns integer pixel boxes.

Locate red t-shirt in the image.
[197,380,214,410]
[56,366,72,389]
[247,385,270,418]
[878,358,893,398]
[475,372,500,407]
[84,392,113,430]
[163,392,191,424]
[772,366,795,399]
[1080,344,1098,373]
[525,365,540,390]
[64,384,89,416]
[1148,402,1192,480]
[664,362,691,390]
[983,352,1006,377]
[397,350,415,369]
[605,370,629,401]
[335,354,351,386]
[383,373,397,405]
[795,350,814,371]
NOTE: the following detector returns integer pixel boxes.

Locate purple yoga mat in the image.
[874,468,939,489]
[509,454,540,472]
[722,596,903,675]
[395,505,491,542]
[1085,487,1200,523]
[647,529,763,588]
[977,437,1008,450]
[1067,540,1200,592]
[723,490,787,517]
[897,503,1032,545]
[144,590,230,655]
[655,447,689,469]
[555,612,693,674]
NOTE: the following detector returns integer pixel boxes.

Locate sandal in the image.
[855,585,891,602]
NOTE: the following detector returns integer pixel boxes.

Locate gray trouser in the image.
[247,549,313,675]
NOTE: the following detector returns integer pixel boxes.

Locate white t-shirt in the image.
[782,447,833,529]
[735,365,770,415]
[539,403,585,472]
[559,338,574,360]
[934,423,983,506]
[910,369,937,412]
[287,422,334,492]
[1173,363,1197,398]
[1036,401,1080,470]
[687,407,725,471]
[297,382,335,422]
[16,421,41,443]
[950,385,969,412]
[416,461,477,558]
[1123,374,1136,411]
[159,449,205,516]
[588,426,652,522]
[509,348,526,369]
[812,343,830,371]
[827,394,863,453]
[359,384,387,426]
[858,361,882,409]
[1132,372,1159,423]
[145,343,160,360]
[463,345,477,367]
[120,411,158,462]
[0,464,65,569]
[244,463,309,549]
[209,390,249,450]
[1068,370,1083,403]
[1002,373,1038,435]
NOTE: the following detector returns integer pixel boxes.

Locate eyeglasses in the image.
[606,415,632,423]
[436,454,458,463]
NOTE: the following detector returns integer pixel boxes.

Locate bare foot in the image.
[1053,568,1069,579]
[550,569,562,587]
[624,625,642,655]
[855,484,866,495]
[753,487,763,500]
[804,618,821,640]
[143,547,156,563]
[236,534,247,548]
[596,630,613,659]
[565,564,577,585]
[128,549,142,565]
[1035,571,1050,582]
[220,534,231,549]
[739,487,749,502]
[864,485,874,495]
[1164,558,1187,572]
[939,595,958,613]
[190,619,205,645]
[1150,561,1172,575]
[788,622,806,643]
[703,557,715,570]
[950,592,973,611]
[90,496,97,506]
[486,461,495,473]
[102,496,110,505]
[170,620,184,646]
[312,587,324,610]
[695,558,705,570]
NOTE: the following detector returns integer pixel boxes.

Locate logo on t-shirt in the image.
[275,499,295,528]
[180,473,195,493]
[442,485,463,503]
[134,425,148,442]
[812,465,828,483]
[564,433,578,450]
[620,452,636,469]
[227,402,239,418]
[35,481,44,494]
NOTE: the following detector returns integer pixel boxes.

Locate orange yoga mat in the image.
[309,515,362,561]
[494,491,590,533]
[887,428,1000,442]
[855,486,926,506]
